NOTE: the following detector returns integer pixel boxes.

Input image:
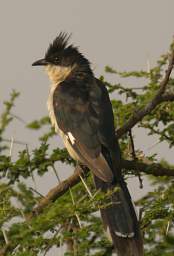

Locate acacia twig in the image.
[117,48,174,137]
[128,130,143,188]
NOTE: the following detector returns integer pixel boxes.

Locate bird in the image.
[32,32,143,255]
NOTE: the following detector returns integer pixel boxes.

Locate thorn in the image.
[52,165,61,183]
[144,141,161,152]
[10,113,27,125]
[26,144,37,190]
[2,138,27,145]
[79,175,93,198]
[19,210,32,229]
[12,244,20,255]
[90,189,101,200]
[74,213,82,229]
[69,188,82,228]
[29,187,45,198]
[147,59,151,73]
[77,194,88,203]
[9,136,14,157]
[1,228,9,244]
[166,221,170,236]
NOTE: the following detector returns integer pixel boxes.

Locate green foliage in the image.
[0,44,174,255]
[138,179,174,255]
[0,90,19,152]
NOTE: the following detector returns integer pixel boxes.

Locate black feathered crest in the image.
[44,32,93,75]
[45,32,71,59]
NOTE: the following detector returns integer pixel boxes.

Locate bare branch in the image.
[122,159,174,177]
[161,93,174,102]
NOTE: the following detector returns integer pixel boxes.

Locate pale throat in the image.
[46,64,73,134]
[45,64,72,85]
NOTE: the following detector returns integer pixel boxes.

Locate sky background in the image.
[0,1,174,254]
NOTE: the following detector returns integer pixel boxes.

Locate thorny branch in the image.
[1,42,174,256]
[29,158,174,217]
[116,48,174,137]
[32,165,85,216]
[1,156,174,255]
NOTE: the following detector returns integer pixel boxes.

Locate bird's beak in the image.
[32,58,49,66]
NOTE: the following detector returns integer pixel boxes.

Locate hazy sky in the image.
[1,1,174,255]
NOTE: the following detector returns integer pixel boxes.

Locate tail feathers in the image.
[103,187,135,238]
[93,175,143,256]
[109,232,144,256]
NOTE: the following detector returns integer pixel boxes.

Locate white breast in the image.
[47,84,59,133]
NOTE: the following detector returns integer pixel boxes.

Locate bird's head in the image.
[32,32,92,84]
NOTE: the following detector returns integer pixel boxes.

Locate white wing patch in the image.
[106,225,135,239]
[115,231,135,238]
[67,132,76,144]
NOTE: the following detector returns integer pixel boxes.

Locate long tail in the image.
[93,148,143,255]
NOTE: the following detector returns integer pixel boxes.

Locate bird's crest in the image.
[43,32,92,75]
[45,32,71,58]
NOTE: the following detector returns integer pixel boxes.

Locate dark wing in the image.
[53,77,116,182]
[95,78,122,177]
[53,78,143,253]
[95,78,118,149]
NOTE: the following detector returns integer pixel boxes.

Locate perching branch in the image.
[31,165,84,216]
[29,159,174,217]
[161,92,174,102]
[122,159,174,177]
[117,47,174,137]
